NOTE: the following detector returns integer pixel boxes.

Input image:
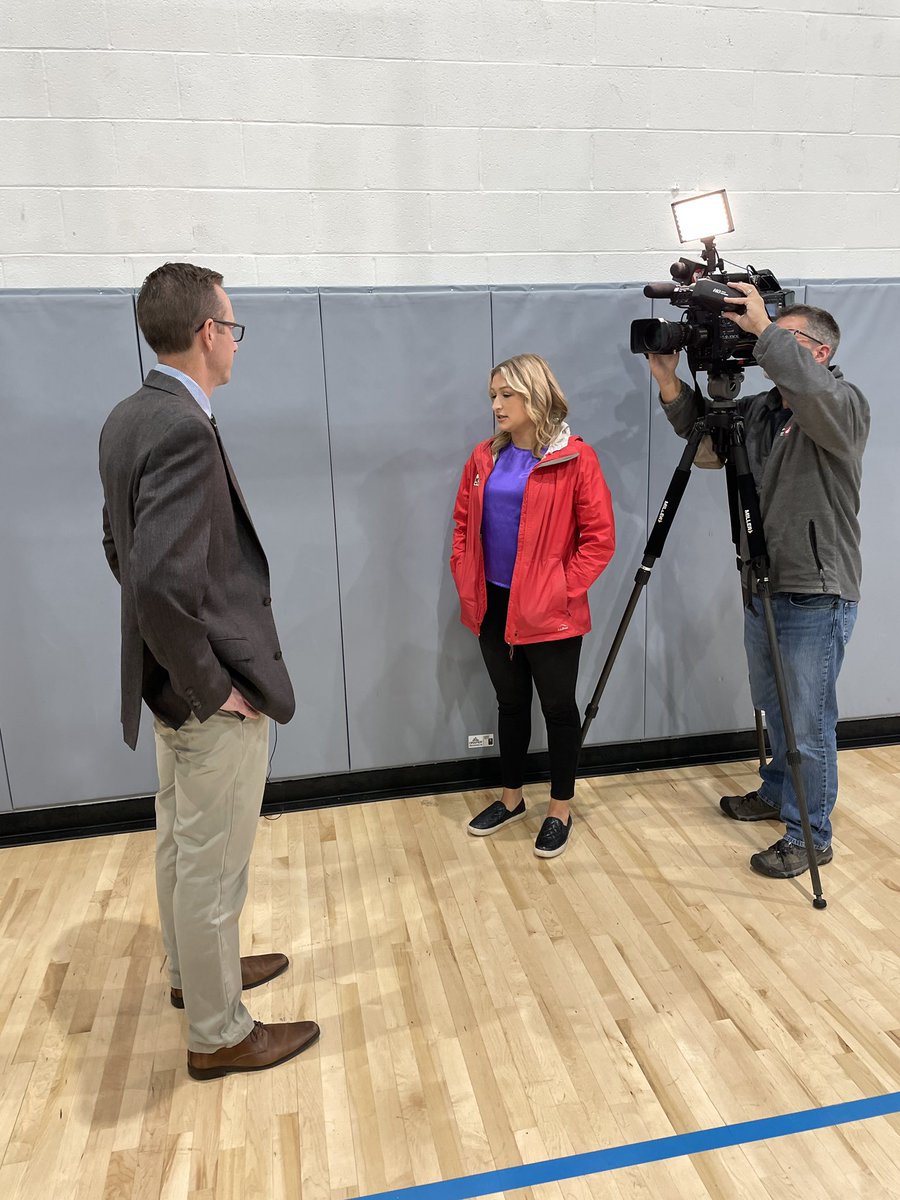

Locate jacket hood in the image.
[542,422,575,457]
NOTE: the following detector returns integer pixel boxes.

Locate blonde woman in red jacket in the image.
[451,354,615,858]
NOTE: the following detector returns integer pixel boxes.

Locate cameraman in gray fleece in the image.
[649,282,869,880]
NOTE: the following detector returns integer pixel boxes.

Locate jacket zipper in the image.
[507,466,532,652]
[808,520,827,592]
[486,444,578,652]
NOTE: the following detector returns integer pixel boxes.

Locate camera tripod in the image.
[579,371,828,909]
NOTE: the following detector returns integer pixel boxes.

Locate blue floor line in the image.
[352,1090,900,1200]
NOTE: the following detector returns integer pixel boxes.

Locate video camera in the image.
[629,189,794,379]
[630,260,795,374]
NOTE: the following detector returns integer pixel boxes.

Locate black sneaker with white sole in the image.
[467,798,527,836]
[533,815,572,858]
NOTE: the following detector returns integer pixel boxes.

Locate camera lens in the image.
[630,318,694,355]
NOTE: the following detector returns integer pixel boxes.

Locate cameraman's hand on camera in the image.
[722,281,771,337]
[647,352,683,405]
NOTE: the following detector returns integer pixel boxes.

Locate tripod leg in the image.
[754,708,768,770]
[723,458,767,769]
[580,419,709,747]
[729,432,827,908]
[752,588,826,906]
[580,562,647,744]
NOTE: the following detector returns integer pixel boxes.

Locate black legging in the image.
[479,582,583,801]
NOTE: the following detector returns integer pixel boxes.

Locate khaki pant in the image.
[154,710,270,1053]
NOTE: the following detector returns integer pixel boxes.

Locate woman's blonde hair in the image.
[489,354,568,456]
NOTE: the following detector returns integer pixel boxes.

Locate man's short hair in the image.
[780,303,841,360]
[137,262,225,355]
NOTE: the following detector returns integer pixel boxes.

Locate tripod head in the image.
[681,321,744,392]
[706,365,744,401]
[681,357,745,461]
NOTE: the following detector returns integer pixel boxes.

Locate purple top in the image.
[482,442,539,587]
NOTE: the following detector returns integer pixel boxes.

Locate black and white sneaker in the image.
[467,798,527,837]
[534,815,572,858]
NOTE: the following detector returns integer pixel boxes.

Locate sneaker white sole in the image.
[467,809,528,837]
[533,832,572,858]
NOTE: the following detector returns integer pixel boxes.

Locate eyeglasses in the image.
[196,317,245,342]
[789,327,828,350]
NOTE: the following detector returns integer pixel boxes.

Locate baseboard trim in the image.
[2,715,898,848]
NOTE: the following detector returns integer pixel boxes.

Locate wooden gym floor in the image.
[2,745,900,1199]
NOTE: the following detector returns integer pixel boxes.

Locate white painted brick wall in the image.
[2,0,899,288]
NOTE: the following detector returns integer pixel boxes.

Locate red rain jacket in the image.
[451,432,615,644]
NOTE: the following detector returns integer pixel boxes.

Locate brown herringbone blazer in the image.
[99,370,294,749]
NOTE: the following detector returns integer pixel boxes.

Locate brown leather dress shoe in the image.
[170,952,290,1009]
[187,1019,320,1080]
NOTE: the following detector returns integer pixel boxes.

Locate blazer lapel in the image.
[144,371,267,559]
[209,415,266,556]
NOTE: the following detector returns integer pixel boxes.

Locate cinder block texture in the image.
[2,0,899,286]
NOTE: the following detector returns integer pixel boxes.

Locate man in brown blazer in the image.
[100,262,319,1079]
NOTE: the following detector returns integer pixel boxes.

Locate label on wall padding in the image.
[467,733,495,749]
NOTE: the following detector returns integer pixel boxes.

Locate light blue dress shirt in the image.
[154,363,213,419]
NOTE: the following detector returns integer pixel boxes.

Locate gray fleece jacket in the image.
[661,322,870,600]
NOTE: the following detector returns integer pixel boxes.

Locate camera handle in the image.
[579,405,827,909]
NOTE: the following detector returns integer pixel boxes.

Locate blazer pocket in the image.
[210,636,254,664]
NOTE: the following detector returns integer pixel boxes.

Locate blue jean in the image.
[743,593,857,850]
